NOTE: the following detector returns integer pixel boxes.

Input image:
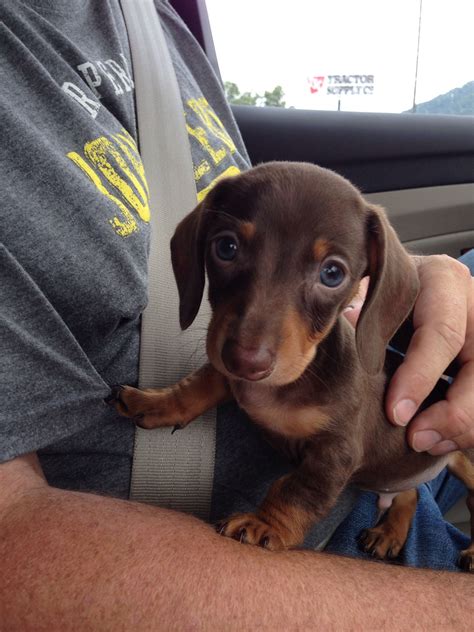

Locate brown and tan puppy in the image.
[110,162,474,571]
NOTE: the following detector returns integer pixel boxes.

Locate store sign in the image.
[308,74,375,96]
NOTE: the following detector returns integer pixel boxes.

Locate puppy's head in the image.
[171,162,419,384]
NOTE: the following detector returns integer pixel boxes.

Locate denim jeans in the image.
[326,249,474,571]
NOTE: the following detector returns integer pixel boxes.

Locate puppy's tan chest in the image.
[231,382,329,439]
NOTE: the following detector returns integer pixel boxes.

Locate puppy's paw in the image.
[216,513,287,551]
[105,384,147,418]
[359,524,406,561]
[105,385,183,430]
[458,547,474,573]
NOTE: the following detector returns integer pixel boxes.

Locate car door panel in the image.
[366,184,474,257]
[232,105,474,257]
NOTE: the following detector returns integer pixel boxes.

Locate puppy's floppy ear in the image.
[170,174,242,330]
[356,203,419,374]
[170,201,206,330]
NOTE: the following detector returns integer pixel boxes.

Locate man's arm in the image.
[1,454,472,631]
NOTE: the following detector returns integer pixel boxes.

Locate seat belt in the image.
[120,0,216,521]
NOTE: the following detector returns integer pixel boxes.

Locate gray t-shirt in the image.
[1,0,357,545]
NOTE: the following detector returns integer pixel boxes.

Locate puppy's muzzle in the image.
[221,339,275,381]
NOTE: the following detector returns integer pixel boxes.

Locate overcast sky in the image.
[206,0,474,113]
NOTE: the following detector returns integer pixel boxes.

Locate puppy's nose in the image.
[221,340,275,381]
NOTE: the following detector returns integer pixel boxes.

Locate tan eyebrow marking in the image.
[313,238,331,261]
[239,221,256,241]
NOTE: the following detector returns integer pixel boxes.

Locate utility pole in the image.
[412,0,423,113]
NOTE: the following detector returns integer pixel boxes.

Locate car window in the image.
[206,0,473,115]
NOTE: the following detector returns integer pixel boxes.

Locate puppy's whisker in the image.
[184,340,208,362]
[298,360,330,392]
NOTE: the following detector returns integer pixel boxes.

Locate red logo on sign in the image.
[308,76,325,94]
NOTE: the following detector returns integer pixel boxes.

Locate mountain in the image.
[406,81,474,115]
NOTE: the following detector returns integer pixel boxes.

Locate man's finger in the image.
[385,256,470,426]
[386,322,465,426]
[406,359,474,453]
[343,276,368,328]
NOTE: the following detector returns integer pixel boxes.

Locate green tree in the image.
[224,81,287,108]
[263,85,286,108]
[224,81,258,106]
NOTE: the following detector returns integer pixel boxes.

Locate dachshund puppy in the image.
[110,162,474,571]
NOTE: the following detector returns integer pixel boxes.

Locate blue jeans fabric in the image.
[326,249,474,570]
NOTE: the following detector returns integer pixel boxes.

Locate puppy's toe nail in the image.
[215,522,227,535]
[237,528,247,543]
[458,553,474,572]
[104,385,124,405]
[260,536,270,548]
[171,424,183,434]
[358,530,372,550]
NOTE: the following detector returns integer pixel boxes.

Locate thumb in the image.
[343,276,369,328]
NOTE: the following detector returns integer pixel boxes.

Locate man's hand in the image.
[388,255,473,454]
[345,255,474,454]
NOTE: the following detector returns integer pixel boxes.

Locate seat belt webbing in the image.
[120,0,216,520]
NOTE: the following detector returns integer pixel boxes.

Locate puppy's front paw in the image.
[458,547,474,573]
[105,385,146,418]
[359,524,405,560]
[105,385,182,430]
[216,513,287,551]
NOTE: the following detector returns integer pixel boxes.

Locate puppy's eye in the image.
[320,261,345,287]
[214,235,239,262]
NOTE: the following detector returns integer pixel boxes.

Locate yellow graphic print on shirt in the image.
[67,129,148,237]
[67,97,241,237]
[186,97,241,202]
